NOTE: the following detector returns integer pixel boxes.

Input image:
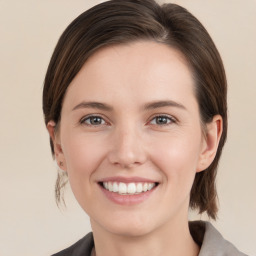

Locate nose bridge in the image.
[108,122,146,168]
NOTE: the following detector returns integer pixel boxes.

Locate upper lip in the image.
[99,176,159,183]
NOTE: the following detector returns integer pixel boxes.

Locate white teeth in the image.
[119,182,127,194]
[103,182,108,190]
[113,182,118,192]
[108,182,113,192]
[136,183,143,193]
[148,183,154,190]
[127,183,136,194]
[102,181,156,195]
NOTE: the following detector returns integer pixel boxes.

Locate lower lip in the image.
[99,184,157,205]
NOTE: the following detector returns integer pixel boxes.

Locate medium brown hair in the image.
[43,0,227,219]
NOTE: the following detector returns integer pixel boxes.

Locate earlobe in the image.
[197,115,223,172]
[47,121,67,171]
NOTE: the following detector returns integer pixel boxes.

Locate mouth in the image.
[99,181,159,195]
[97,177,159,205]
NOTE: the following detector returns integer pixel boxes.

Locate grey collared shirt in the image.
[190,221,248,256]
[52,221,248,256]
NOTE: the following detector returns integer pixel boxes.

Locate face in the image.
[49,41,220,237]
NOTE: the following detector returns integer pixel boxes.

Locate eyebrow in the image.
[72,101,113,111]
[143,100,187,111]
[72,100,187,112]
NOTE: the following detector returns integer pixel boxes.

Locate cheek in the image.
[149,131,202,184]
[61,132,107,179]
[60,132,108,212]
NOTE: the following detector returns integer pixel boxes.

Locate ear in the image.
[197,115,223,172]
[47,121,67,172]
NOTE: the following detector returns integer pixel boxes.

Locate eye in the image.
[80,115,107,126]
[149,115,175,125]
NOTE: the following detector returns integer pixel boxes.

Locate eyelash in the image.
[80,114,176,127]
[80,115,108,126]
[148,115,176,126]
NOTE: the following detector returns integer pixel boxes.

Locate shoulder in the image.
[51,232,94,256]
[189,221,249,256]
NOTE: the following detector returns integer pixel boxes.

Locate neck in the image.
[90,217,199,256]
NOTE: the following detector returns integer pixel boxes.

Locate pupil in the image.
[91,117,101,125]
[157,116,167,124]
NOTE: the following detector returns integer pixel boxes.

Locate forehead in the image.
[63,41,196,110]
[83,41,191,80]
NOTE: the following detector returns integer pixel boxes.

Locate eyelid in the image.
[78,113,177,127]
[79,114,110,126]
[148,114,177,125]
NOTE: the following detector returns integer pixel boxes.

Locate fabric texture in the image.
[51,221,248,256]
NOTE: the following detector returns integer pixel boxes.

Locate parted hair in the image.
[43,0,227,219]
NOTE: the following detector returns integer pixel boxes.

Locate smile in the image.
[102,181,157,195]
[98,178,159,205]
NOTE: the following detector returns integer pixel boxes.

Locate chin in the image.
[100,213,157,238]
[109,224,152,238]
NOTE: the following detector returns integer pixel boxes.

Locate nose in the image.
[107,126,147,168]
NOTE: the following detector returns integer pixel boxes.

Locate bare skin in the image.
[48,41,222,256]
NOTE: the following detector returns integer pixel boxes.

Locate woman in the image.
[43,0,247,255]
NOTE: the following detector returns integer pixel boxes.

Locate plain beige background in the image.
[0,0,255,255]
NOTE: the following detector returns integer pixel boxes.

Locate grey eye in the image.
[150,115,173,125]
[83,116,106,126]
